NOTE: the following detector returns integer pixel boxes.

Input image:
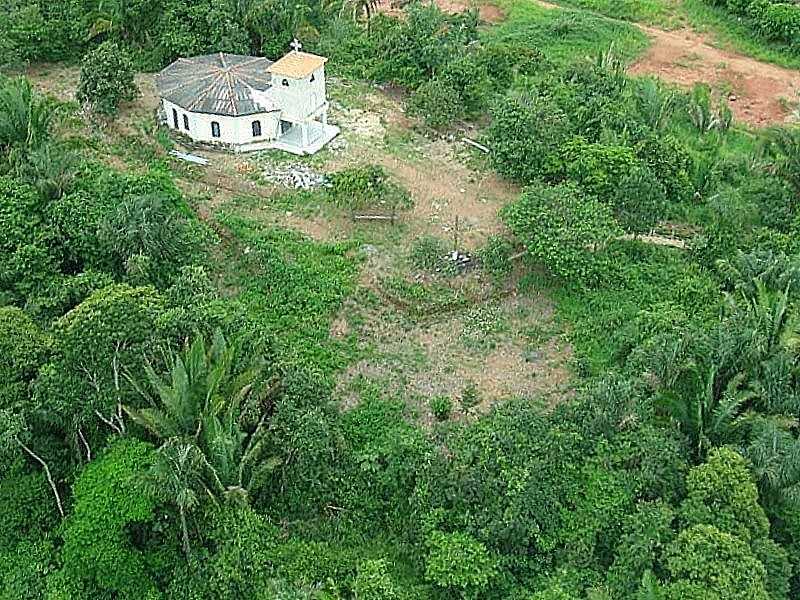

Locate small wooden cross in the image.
[290,38,302,53]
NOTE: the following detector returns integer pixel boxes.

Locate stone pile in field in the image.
[262,164,328,190]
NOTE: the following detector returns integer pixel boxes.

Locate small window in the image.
[252,120,262,137]
[310,73,315,82]
[211,121,221,138]
[172,108,179,129]
[281,79,289,87]
[183,114,189,130]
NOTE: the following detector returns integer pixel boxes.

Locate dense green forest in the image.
[2,0,800,598]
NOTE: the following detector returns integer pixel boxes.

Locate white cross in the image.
[290,38,302,53]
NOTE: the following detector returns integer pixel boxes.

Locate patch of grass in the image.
[544,0,684,28]
[215,213,361,374]
[486,0,650,65]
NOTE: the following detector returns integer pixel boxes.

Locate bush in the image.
[558,137,640,199]
[502,182,622,283]
[479,235,515,280]
[328,164,411,211]
[77,40,138,116]
[408,79,462,129]
[425,530,497,595]
[429,396,452,421]
[487,92,573,184]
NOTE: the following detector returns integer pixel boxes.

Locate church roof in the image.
[156,53,277,116]
[267,51,327,79]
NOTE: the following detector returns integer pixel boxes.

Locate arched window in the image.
[211,121,221,138]
[252,120,262,137]
[281,79,289,87]
[172,108,179,129]
[183,114,190,130]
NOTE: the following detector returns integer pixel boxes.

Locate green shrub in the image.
[425,530,497,595]
[479,235,515,280]
[77,41,138,116]
[407,79,462,129]
[460,381,480,410]
[429,396,452,421]
[502,182,622,284]
[328,164,411,211]
[488,92,573,184]
[559,136,640,199]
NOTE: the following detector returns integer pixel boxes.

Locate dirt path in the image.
[530,0,800,126]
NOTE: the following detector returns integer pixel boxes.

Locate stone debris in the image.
[262,163,328,190]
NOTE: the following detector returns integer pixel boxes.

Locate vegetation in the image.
[3,0,800,598]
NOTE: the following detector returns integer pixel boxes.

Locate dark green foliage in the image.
[502,182,622,283]
[0,307,48,409]
[98,192,208,286]
[488,92,572,184]
[612,166,668,236]
[77,41,138,116]
[52,439,161,598]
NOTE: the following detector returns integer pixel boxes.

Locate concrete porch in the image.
[270,121,340,155]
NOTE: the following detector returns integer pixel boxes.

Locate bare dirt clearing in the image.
[336,287,573,424]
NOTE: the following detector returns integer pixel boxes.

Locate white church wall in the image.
[162,99,280,146]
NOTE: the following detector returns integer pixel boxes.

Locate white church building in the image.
[155,43,339,155]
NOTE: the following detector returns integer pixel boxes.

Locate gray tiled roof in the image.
[156,53,277,116]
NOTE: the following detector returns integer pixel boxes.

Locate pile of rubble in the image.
[262,163,328,190]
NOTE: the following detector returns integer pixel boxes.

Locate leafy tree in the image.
[165,503,278,598]
[33,284,166,460]
[51,439,161,599]
[76,40,138,116]
[660,525,769,600]
[680,448,769,545]
[425,530,497,597]
[502,182,622,283]
[353,559,401,600]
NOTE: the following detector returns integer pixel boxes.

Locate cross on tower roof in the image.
[290,38,302,53]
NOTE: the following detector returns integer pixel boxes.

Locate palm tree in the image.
[659,364,754,461]
[127,331,278,504]
[145,441,210,557]
[741,416,800,519]
[763,126,800,195]
[0,78,55,163]
[343,0,382,34]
